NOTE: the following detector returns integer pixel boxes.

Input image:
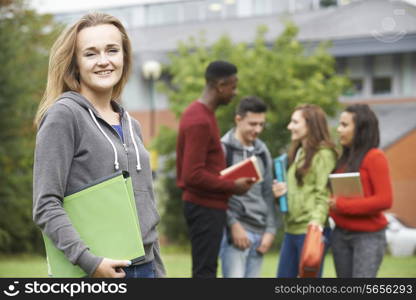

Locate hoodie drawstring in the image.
[88,108,120,171]
[88,108,142,172]
[126,112,141,171]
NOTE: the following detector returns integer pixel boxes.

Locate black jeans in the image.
[183,201,226,278]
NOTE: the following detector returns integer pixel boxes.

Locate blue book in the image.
[274,154,288,213]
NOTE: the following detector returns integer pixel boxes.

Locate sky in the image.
[29,0,176,14]
[29,0,416,14]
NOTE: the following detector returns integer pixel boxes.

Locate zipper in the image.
[92,109,130,171]
[121,116,130,172]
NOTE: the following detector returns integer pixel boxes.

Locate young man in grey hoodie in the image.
[220,96,278,277]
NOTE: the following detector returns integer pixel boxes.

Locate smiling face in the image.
[287,110,308,142]
[337,111,355,147]
[76,24,123,99]
[235,112,266,146]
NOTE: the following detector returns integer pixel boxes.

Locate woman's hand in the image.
[272,180,287,198]
[328,196,337,210]
[307,221,323,231]
[92,258,131,278]
[308,220,321,227]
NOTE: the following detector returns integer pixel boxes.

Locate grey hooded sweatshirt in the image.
[33,91,165,277]
[221,129,278,235]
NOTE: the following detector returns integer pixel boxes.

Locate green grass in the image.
[1,245,415,278]
[161,246,416,278]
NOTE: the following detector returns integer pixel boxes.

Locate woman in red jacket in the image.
[329,104,393,278]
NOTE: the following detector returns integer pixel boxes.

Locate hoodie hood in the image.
[57,91,141,171]
[221,128,268,158]
[58,91,125,116]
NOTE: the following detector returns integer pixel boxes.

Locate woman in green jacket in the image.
[273,104,337,278]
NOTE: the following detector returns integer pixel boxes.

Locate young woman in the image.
[273,104,337,278]
[329,104,393,278]
[33,12,165,278]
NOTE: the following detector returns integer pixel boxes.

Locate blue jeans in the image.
[123,261,155,278]
[277,228,331,278]
[220,229,264,278]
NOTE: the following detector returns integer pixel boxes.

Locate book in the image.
[42,171,145,277]
[274,154,288,213]
[219,156,263,183]
[329,172,364,198]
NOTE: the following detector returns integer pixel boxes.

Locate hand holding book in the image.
[92,258,131,278]
[42,172,145,277]
[219,156,262,182]
[219,156,261,195]
[233,177,256,195]
[272,180,287,198]
[328,196,336,210]
[329,172,364,198]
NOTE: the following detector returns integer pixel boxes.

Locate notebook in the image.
[329,172,364,198]
[42,171,145,277]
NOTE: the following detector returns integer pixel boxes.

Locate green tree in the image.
[153,22,350,245]
[0,0,62,253]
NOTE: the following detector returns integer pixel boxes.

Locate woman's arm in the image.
[335,150,393,215]
[33,103,102,276]
[309,149,336,226]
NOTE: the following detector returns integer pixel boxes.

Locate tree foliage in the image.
[154,22,350,244]
[0,0,62,253]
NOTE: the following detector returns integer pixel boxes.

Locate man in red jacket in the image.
[176,60,255,278]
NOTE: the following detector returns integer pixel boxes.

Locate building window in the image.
[293,0,315,12]
[372,77,392,95]
[344,78,364,97]
[320,0,337,7]
[372,54,393,96]
[253,0,271,16]
[342,56,365,98]
[183,1,203,22]
[401,53,414,96]
[145,3,181,26]
[224,0,238,18]
[236,0,252,17]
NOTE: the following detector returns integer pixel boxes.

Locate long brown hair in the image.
[34,12,132,127]
[288,104,336,185]
[337,104,380,172]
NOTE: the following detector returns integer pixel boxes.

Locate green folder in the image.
[42,171,145,277]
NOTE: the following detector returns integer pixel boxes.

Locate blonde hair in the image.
[34,12,132,126]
